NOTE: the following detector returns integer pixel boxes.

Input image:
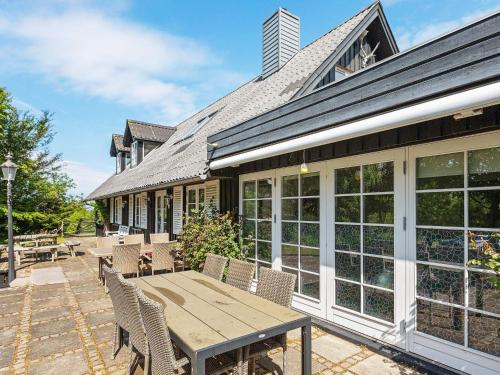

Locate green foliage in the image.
[179,206,249,271]
[0,87,91,240]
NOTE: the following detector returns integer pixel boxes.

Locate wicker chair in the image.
[202,253,228,281]
[151,242,183,275]
[102,266,129,359]
[96,236,119,249]
[150,233,170,244]
[250,268,297,374]
[117,275,150,375]
[124,234,146,250]
[136,288,239,375]
[225,259,255,291]
[112,244,141,277]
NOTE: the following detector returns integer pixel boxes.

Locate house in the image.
[88,2,500,374]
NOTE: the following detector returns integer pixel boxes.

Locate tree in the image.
[0,87,87,239]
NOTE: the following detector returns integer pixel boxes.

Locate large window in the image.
[415,147,499,357]
[242,179,273,279]
[333,162,395,322]
[186,185,206,216]
[281,172,320,300]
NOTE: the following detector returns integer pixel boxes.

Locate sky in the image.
[0,0,498,197]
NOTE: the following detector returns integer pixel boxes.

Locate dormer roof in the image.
[110,134,130,157]
[123,119,176,147]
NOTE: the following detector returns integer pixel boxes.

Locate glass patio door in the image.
[327,149,406,347]
[408,134,499,374]
[155,191,168,233]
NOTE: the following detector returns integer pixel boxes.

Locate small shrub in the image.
[179,206,248,271]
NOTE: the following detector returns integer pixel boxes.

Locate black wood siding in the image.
[226,106,500,175]
[208,13,500,160]
[219,176,239,214]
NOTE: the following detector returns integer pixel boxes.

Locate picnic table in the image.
[132,270,312,375]
[14,234,58,247]
[14,244,64,265]
[88,247,150,282]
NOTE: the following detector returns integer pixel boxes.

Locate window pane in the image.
[336,196,360,223]
[468,312,500,356]
[199,189,205,206]
[301,173,320,196]
[468,231,500,267]
[257,241,272,262]
[282,199,298,220]
[363,226,393,256]
[282,222,298,244]
[364,195,394,224]
[364,287,394,322]
[301,198,319,221]
[416,192,464,227]
[282,175,299,197]
[469,190,500,228]
[336,280,360,312]
[300,223,320,248]
[416,153,464,190]
[416,299,464,345]
[301,272,319,299]
[258,179,272,198]
[257,200,272,219]
[363,256,394,290]
[416,265,464,305]
[242,219,255,238]
[468,147,500,187]
[282,267,298,292]
[257,221,272,241]
[300,247,319,273]
[335,224,360,252]
[335,167,360,194]
[416,228,464,265]
[282,245,298,268]
[363,162,394,192]
[243,181,256,199]
[244,239,256,259]
[188,189,196,203]
[242,200,255,218]
[468,271,500,314]
[335,253,360,282]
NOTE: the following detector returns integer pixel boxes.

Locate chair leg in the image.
[128,346,134,375]
[283,343,287,375]
[144,353,150,375]
[112,323,119,359]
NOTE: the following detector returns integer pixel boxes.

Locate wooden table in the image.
[14,245,63,265]
[14,234,58,247]
[132,271,312,375]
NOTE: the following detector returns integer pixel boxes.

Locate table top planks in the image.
[131,270,306,354]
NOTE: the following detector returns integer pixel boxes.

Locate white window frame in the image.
[186,184,206,215]
[131,141,138,167]
[114,196,122,225]
[135,194,141,227]
[155,190,168,233]
[116,152,122,174]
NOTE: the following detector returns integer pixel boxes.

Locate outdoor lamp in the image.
[1,153,17,181]
[300,150,309,174]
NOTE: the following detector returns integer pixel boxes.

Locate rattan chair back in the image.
[102,265,128,331]
[124,233,145,246]
[150,233,170,244]
[256,267,296,308]
[137,288,183,375]
[152,242,177,274]
[202,253,227,281]
[225,258,255,291]
[96,236,119,249]
[112,244,140,275]
[117,275,148,356]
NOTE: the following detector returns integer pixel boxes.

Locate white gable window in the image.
[131,141,138,167]
[175,110,219,144]
[116,152,122,174]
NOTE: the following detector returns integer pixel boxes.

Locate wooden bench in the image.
[64,240,81,257]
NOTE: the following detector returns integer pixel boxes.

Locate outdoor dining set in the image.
[11,233,81,265]
[91,231,312,375]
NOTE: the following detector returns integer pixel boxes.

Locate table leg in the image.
[192,352,205,375]
[301,322,312,375]
[98,257,103,284]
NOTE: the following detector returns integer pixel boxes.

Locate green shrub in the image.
[179,206,249,271]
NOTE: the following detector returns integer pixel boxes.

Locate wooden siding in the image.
[225,105,500,175]
[208,12,500,160]
[218,176,239,213]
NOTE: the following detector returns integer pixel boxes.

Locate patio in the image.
[0,237,425,375]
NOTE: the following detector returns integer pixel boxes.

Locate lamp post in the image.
[2,153,17,285]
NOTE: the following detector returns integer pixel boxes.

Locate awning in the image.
[209,81,500,170]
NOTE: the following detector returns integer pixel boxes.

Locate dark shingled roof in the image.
[110,134,130,157]
[123,119,176,146]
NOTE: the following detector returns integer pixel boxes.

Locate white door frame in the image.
[155,190,167,233]
[407,131,500,375]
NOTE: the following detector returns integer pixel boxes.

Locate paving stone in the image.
[31,306,71,322]
[31,296,66,309]
[91,324,115,344]
[0,345,14,368]
[28,351,89,375]
[312,335,361,364]
[79,298,112,313]
[0,294,24,305]
[29,331,82,360]
[31,287,65,300]
[86,310,115,327]
[0,288,26,297]
[349,354,420,375]
[76,291,107,303]
[31,318,76,338]
[99,342,130,368]
[0,324,18,346]
[0,314,19,329]
[260,346,326,374]
[0,302,23,315]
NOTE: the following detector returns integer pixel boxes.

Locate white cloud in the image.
[396,7,499,51]
[0,3,244,123]
[62,160,112,197]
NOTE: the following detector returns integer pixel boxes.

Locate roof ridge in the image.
[127,119,175,130]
